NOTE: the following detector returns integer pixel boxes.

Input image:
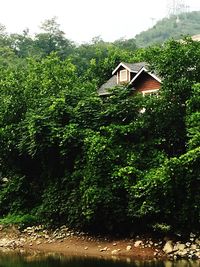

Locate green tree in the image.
[9,29,38,58]
[186,84,200,149]
[144,38,200,156]
[34,17,75,58]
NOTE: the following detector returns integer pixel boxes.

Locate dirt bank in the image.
[25,235,159,260]
[0,225,165,260]
[1,226,200,260]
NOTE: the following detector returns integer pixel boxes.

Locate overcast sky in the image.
[0,0,200,43]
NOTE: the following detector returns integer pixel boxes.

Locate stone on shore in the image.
[163,240,174,254]
[134,240,143,247]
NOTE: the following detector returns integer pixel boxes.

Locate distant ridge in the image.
[135,11,200,47]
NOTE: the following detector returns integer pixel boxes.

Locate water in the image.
[0,251,199,267]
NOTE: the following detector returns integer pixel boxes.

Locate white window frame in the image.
[142,89,159,97]
[119,70,128,82]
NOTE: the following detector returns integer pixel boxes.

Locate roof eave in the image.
[129,67,162,85]
[112,62,132,75]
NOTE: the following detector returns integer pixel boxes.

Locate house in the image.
[98,62,161,96]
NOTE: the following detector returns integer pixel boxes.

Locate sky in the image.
[0,0,200,44]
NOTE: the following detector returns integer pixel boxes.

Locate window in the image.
[142,89,159,97]
[119,70,128,82]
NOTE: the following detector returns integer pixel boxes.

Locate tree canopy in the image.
[0,19,199,235]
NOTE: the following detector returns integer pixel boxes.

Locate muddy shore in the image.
[0,225,164,260]
[0,225,199,260]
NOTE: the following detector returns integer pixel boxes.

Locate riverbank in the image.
[0,225,199,260]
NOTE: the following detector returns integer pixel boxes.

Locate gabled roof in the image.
[98,75,118,96]
[130,66,162,84]
[97,61,162,96]
[112,62,147,75]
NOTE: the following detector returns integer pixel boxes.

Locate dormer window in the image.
[119,70,128,82]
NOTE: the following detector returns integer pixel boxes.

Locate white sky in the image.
[0,0,200,44]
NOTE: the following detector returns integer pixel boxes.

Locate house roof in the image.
[130,67,162,84]
[97,61,161,96]
[98,75,118,96]
[112,62,147,75]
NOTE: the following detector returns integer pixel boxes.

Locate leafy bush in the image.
[0,214,38,228]
[152,223,171,235]
[127,147,200,233]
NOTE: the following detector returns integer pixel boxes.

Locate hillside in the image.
[135,11,200,47]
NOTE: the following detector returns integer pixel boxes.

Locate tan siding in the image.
[117,66,131,84]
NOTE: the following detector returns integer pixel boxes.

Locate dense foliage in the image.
[0,19,199,235]
[135,11,200,47]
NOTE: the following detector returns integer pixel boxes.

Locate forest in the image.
[0,18,199,235]
[135,11,200,47]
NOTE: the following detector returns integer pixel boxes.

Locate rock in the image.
[55,235,63,240]
[111,249,118,255]
[191,244,197,250]
[134,240,143,247]
[19,238,26,243]
[35,225,43,231]
[186,242,191,247]
[9,241,16,249]
[126,245,132,251]
[195,252,200,258]
[0,238,9,247]
[113,243,117,246]
[174,243,185,251]
[36,241,41,245]
[163,240,174,254]
[190,233,196,238]
[177,249,188,257]
[84,247,88,250]
[0,238,21,249]
[100,247,108,252]
[61,225,68,230]
[111,248,121,255]
[26,227,33,231]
